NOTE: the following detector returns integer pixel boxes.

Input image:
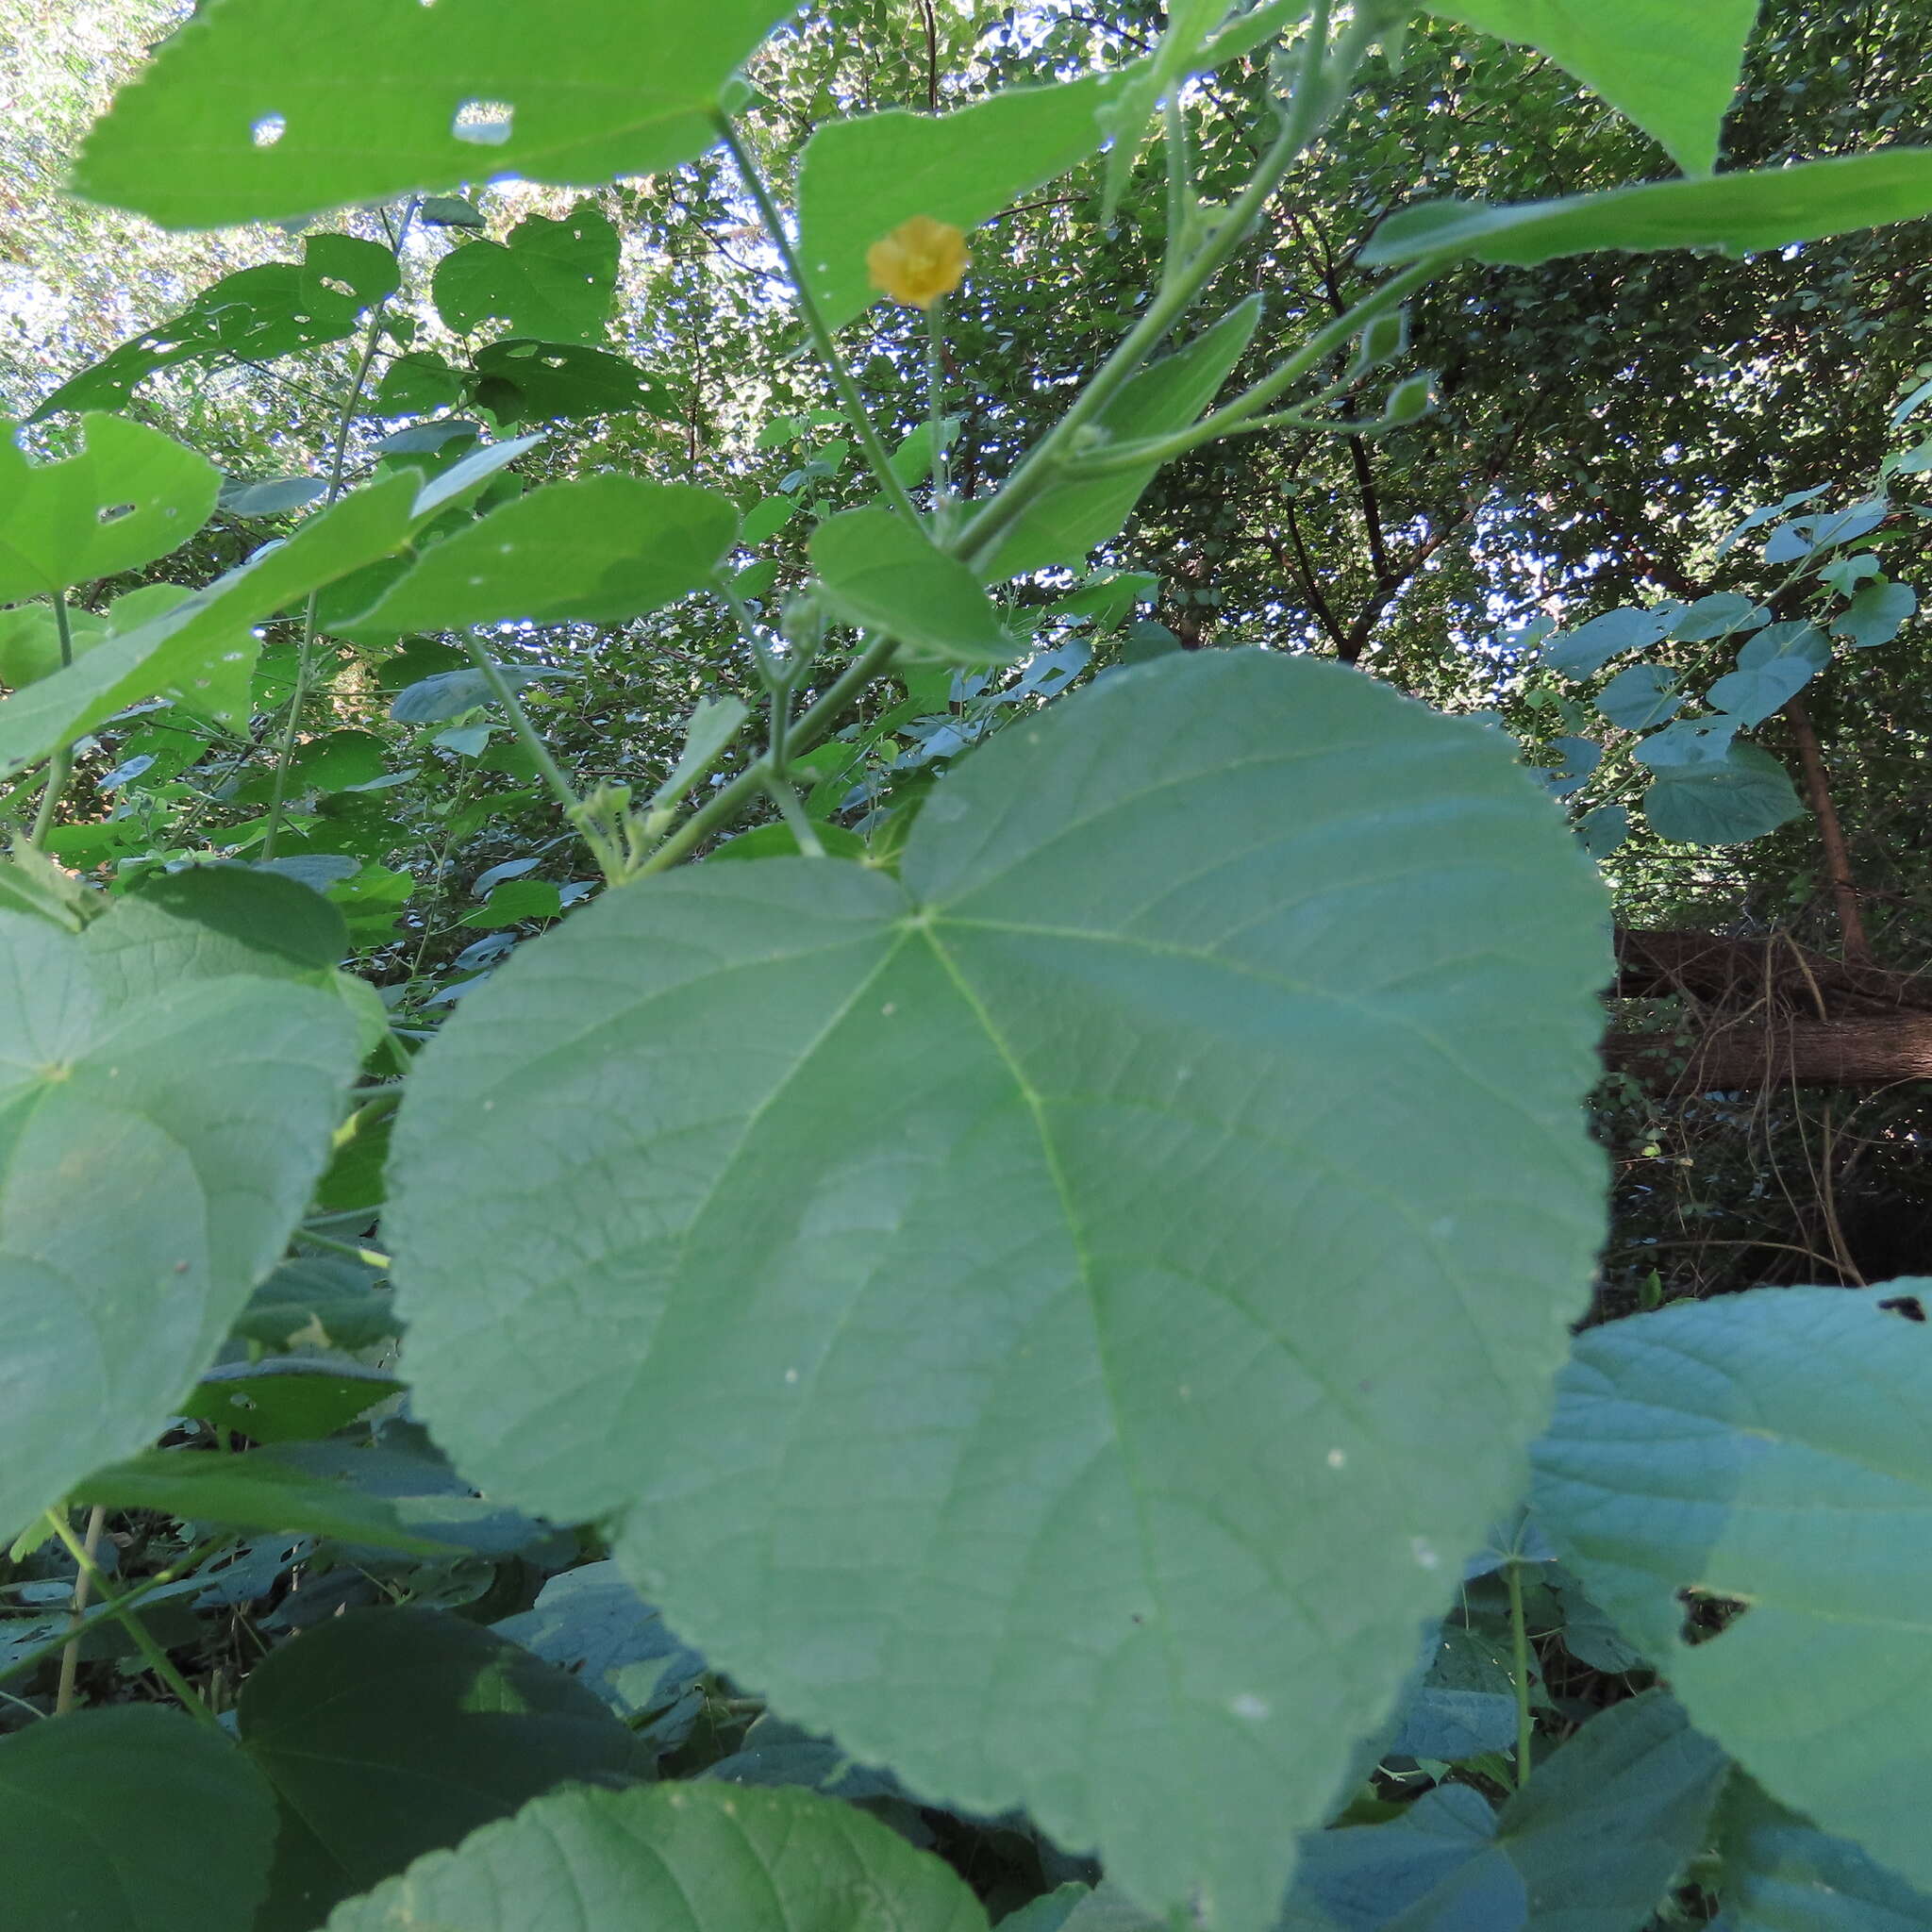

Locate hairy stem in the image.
[712,113,924,526]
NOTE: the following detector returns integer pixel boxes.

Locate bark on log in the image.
[1605,1014,1932,1090]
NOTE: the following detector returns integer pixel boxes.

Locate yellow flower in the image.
[866,215,968,310]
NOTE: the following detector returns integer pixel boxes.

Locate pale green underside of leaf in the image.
[1361,149,1932,268]
[0,1706,278,1932]
[341,475,739,638]
[1532,1282,1932,1899]
[1424,0,1759,175]
[389,651,1608,1931]
[797,72,1124,336]
[0,910,358,1541]
[326,1780,989,1932]
[73,0,800,229]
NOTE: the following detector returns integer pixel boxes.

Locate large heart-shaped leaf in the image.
[0,411,218,600]
[74,0,800,229]
[0,1706,278,1932]
[325,1780,988,1932]
[1532,1284,1932,1898]
[1424,0,1758,175]
[388,651,1608,1930]
[0,910,358,1540]
[432,201,618,342]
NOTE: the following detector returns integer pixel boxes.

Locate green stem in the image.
[637,632,900,875]
[1059,259,1441,477]
[295,1225,393,1268]
[1160,94,1195,295]
[44,1508,221,1730]
[28,597,79,847]
[959,0,1385,573]
[458,640,584,825]
[925,303,953,525]
[1505,1557,1536,1790]
[53,1504,105,1717]
[262,203,419,863]
[766,772,824,854]
[712,111,924,527]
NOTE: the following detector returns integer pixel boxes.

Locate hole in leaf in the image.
[97,502,136,525]
[1879,1293,1926,1323]
[251,112,286,148]
[319,275,355,297]
[1677,1586,1750,1646]
[452,99,515,146]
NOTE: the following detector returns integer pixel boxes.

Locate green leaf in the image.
[470,337,677,425]
[420,193,486,228]
[1576,804,1629,861]
[1671,591,1771,641]
[233,1257,401,1352]
[0,1706,278,1932]
[1361,150,1932,268]
[810,508,1019,664]
[68,1445,460,1553]
[1422,0,1757,175]
[386,650,1609,1932]
[240,1607,636,1929]
[741,495,799,545]
[124,862,350,969]
[797,73,1123,334]
[433,201,618,342]
[74,0,802,229]
[0,600,108,689]
[342,476,737,637]
[1596,664,1681,730]
[1834,576,1917,647]
[1540,603,1681,679]
[325,1780,988,1932]
[30,235,399,418]
[389,663,568,724]
[651,694,749,809]
[0,412,218,600]
[108,581,258,728]
[710,822,871,864]
[182,1360,404,1443]
[1707,622,1830,726]
[458,879,564,927]
[374,350,467,418]
[0,912,357,1540]
[974,296,1264,580]
[0,469,422,780]
[1642,740,1804,844]
[1711,1774,1932,1931]
[492,1559,703,1717]
[1279,1691,1728,1930]
[1532,1283,1932,1897]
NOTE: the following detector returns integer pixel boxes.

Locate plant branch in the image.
[712,112,924,526]
[44,1507,220,1730]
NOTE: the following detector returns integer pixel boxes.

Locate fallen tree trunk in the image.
[1605,1013,1932,1089]
[1612,929,1932,1013]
